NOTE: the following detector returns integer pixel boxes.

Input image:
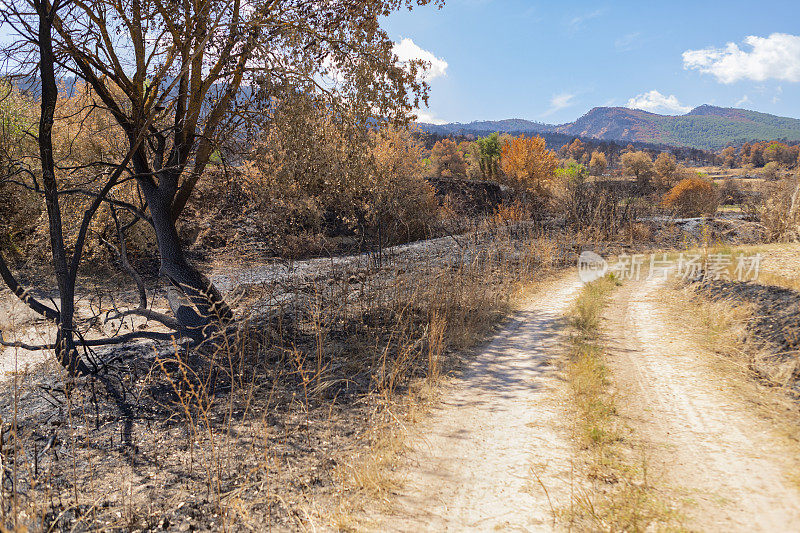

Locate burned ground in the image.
[694,279,800,396]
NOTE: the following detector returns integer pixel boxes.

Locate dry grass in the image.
[0,222,588,531]
[664,242,800,387]
[758,271,800,293]
[665,282,752,357]
[561,276,682,531]
[659,280,800,488]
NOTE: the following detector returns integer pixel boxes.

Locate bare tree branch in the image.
[0,328,181,351]
[0,250,60,321]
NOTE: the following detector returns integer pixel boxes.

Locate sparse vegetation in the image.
[0,220,585,530]
[562,276,680,531]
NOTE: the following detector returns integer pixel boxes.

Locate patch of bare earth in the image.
[372,275,583,531]
[604,277,800,531]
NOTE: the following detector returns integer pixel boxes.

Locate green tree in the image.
[555,159,587,184]
[477,132,502,179]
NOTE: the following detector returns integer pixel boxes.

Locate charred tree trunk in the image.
[137,175,233,338]
[35,0,88,375]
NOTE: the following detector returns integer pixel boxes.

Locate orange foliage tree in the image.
[500,135,558,197]
[567,138,586,161]
[431,138,467,178]
[588,150,607,176]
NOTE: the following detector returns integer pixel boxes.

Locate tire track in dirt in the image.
[605,278,800,532]
[377,275,583,532]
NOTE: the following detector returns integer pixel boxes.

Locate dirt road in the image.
[377,275,583,531]
[379,274,800,532]
[605,278,800,532]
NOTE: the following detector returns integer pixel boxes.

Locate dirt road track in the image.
[377,275,583,532]
[605,278,800,532]
[378,274,800,532]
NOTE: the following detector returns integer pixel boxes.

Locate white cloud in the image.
[626,90,691,114]
[567,8,604,34]
[392,38,448,82]
[735,95,750,107]
[683,33,800,83]
[415,110,447,125]
[772,85,783,104]
[615,32,642,52]
[542,92,576,116]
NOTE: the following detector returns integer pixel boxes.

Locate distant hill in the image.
[417,105,800,151]
[419,118,553,136]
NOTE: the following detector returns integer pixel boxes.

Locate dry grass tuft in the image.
[561,276,682,531]
[666,281,752,358]
[758,271,800,293]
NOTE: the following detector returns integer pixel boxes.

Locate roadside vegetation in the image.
[655,263,800,496]
[1,74,798,528]
[562,276,681,531]
[1,79,798,528]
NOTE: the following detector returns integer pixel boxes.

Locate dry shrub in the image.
[558,181,639,240]
[186,98,439,257]
[762,161,780,181]
[185,164,329,257]
[430,138,467,178]
[368,127,439,245]
[719,179,745,205]
[0,81,157,267]
[759,175,800,241]
[627,222,653,243]
[0,221,582,531]
[0,83,40,256]
[500,135,559,200]
[0,181,40,257]
[662,177,719,217]
[493,200,527,225]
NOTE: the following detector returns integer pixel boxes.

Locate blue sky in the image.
[383,0,800,124]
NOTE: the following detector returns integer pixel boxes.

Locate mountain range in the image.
[417,105,800,151]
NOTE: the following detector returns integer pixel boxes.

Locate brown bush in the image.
[500,135,559,200]
[369,127,439,245]
[661,177,719,217]
[185,97,439,257]
[493,200,527,225]
[758,176,800,240]
[0,81,157,267]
